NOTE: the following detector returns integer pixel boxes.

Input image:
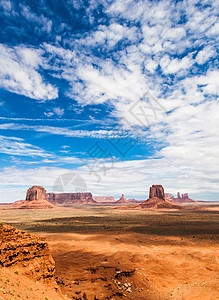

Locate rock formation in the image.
[139,185,182,209]
[47,192,97,205]
[127,198,141,203]
[164,193,175,201]
[0,224,55,281]
[168,192,196,203]
[13,186,55,209]
[116,195,141,204]
[26,185,46,201]
[0,224,67,299]
[93,196,116,203]
[149,185,165,199]
[116,194,129,204]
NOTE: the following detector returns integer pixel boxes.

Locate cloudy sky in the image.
[0,0,218,202]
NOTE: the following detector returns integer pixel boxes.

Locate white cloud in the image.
[160,55,194,75]
[0,123,130,139]
[53,107,64,117]
[196,46,216,65]
[79,23,139,48]
[16,47,44,68]
[144,59,158,73]
[19,4,52,34]
[206,22,219,36]
[0,135,50,157]
[0,0,12,13]
[196,70,219,95]
[0,44,58,100]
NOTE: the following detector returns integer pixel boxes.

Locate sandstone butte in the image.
[13,186,55,209]
[0,224,68,299]
[139,185,182,209]
[116,194,129,204]
[116,194,140,204]
[165,192,197,203]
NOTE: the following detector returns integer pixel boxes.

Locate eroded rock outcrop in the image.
[13,186,55,209]
[116,194,129,204]
[164,193,175,201]
[26,185,46,201]
[0,224,55,281]
[140,185,182,209]
[149,185,165,199]
[47,192,96,205]
[167,192,197,203]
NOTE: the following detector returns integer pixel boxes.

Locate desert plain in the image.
[0,203,218,300]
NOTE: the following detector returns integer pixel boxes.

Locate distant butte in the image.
[139,185,182,210]
[13,186,55,209]
[165,192,197,203]
[116,194,129,204]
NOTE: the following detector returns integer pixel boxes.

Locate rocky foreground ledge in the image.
[0,224,55,280]
[0,224,68,299]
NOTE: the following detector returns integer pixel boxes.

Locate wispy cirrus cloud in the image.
[0,135,51,157]
[0,123,130,139]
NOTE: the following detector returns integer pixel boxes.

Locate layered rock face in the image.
[0,224,55,281]
[26,185,46,201]
[149,185,165,199]
[47,192,96,205]
[94,196,115,203]
[140,185,182,209]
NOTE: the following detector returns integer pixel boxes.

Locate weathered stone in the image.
[149,185,165,199]
[0,224,55,281]
[164,193,174,200]
[116,194,128,204]
[13,186,55,209]
[26,186,46,201]
[139,185,182,209]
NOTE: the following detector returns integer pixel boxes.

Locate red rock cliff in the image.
[0,224,55,281]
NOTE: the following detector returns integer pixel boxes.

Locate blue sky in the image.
[0,0,218,202]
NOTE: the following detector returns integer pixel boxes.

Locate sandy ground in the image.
[0,205,218,299]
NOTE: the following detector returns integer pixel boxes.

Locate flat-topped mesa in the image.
[94,196,115,203]
[26,185,46,201]
[46,192,96,205]
[149,185,165,199]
